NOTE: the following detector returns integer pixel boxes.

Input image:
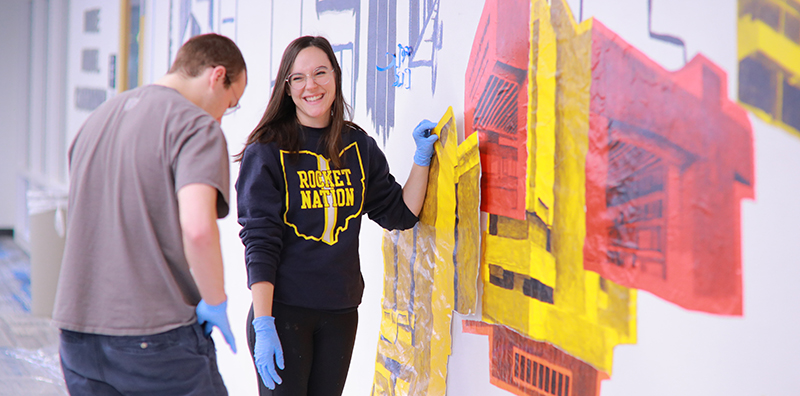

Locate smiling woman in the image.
[234,35,438,396]
[287,47,337,128]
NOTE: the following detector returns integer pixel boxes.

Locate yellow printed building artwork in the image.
[465,0,636,376]
[738,0,800,135]
[372,107,481,396]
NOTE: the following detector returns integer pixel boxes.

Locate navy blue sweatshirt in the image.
[236,124,419,311]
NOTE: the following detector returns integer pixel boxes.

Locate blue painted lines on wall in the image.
[377,44,414,89]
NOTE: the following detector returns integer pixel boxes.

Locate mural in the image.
[369,0,755,393]
[737,0,800,136]
[372,108,481,396]
[148,0,759,393]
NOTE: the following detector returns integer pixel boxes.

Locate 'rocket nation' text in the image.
[297,169,355,209]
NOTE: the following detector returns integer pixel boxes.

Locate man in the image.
[52,33,246,395]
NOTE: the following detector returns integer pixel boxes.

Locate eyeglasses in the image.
[224,102,241,116]
[224,73,241,116]
[286,67,333,90]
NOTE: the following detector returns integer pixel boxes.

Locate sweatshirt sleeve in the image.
[236,144,284,287]
[362,135,420,231]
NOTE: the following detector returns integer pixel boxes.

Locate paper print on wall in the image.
[372,107,481,396]
[464,0,531,221]
[463,320,606,396]
[737,0,800,136]
[466,0,637,375]
[585,21,755,317]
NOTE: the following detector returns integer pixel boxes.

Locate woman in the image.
[236,35,438,396]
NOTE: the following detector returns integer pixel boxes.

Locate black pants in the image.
[247,301,358,396]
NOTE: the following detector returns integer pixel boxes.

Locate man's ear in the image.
[210,65,227,87]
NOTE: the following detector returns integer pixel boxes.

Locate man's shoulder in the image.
[143,85,204,115]
[91,85,198,121]
[138,86,219,134]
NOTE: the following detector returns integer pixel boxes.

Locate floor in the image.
[0,236,67,395]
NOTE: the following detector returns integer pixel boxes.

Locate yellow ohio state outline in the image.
[280,142,366,245]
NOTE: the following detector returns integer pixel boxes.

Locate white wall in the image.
[0,1,31,231]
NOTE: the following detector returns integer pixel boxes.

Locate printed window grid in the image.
[512,348,572,396]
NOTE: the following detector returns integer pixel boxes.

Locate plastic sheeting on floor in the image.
[0,346,67,396]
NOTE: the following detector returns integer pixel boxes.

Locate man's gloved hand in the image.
[253,315,284,390]
[412,119,439,166]
[196,299,237,353]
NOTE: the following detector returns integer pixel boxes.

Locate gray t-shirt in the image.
[52,84,230,336]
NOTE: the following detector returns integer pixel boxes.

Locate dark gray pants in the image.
[59,323,227,396]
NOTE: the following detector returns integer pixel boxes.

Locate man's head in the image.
[169,33,246,87]
[165,33,247,122]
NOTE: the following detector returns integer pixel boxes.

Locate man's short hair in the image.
[168,33,246,87]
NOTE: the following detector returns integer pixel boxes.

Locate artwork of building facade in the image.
[374,0,755,394]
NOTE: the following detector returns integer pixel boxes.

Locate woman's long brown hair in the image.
[234,36,355,168]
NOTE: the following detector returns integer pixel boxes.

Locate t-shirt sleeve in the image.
[363,135,419,230]
[171,118,231,218]
[236,144,285,287]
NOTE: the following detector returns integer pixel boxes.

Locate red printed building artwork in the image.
[583,23,755,316]
[464,0,530,221]
[463,321,605,396]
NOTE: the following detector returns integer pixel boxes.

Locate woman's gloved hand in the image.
[412,119,439,166]
[253,315,285,390]
[196,299,237,353]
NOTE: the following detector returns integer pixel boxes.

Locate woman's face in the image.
[288,46,336,128]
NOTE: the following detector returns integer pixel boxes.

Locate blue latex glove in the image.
[412,119,439,166]
[196,299,237,353]
[253,315,284,390]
